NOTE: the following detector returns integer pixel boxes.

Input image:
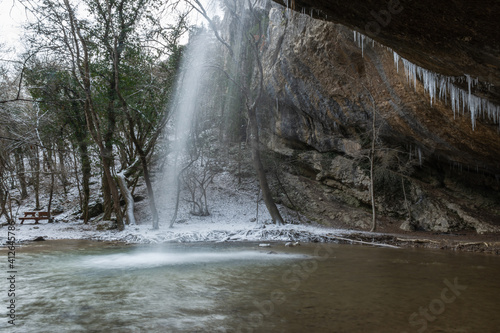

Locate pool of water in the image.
[2,240,500,332]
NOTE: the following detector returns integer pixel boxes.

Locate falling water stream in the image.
[3,241,500,332]
[158,29,212,224]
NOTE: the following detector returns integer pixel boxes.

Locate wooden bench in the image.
[19,211,50,224]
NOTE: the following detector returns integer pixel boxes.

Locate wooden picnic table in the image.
[19,211,50,224]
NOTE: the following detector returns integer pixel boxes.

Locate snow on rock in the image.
[3,217,369,246]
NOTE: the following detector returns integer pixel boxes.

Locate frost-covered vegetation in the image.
[0,0,293,238]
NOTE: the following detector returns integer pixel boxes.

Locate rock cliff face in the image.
[257,6,500,233]
[271,0,500,103]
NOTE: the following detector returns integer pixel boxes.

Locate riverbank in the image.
[2,171,499,255]
[3,218,500,255]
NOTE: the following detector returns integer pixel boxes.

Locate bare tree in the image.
[60,0,124,228]
[188,0,285,225]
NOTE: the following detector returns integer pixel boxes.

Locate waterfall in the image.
[155,0,277,227]
[158,30,212,226]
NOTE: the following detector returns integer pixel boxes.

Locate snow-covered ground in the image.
[0,169,389,247]
[5,218,364,244]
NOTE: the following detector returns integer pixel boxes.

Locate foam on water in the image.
[80,250,307,269]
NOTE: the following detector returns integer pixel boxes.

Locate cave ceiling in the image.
[272,0,500,104]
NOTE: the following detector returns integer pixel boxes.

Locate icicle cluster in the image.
[393,52,500,130]
[353,30,500,130]
[296,4,322,19]
[353,31,375,57]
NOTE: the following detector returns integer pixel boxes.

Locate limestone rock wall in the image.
[258,7,500,233]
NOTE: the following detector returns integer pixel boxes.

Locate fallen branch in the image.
[396,238,440,244]
[327,235,399,248]
[455,242,486,247]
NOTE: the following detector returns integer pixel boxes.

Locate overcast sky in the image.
[0,0,27,58]
[0,0,222,63]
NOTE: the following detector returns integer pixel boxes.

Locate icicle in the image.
[450,85,456,118]
[393,51,400,72]
[285,0,290,18]
[466,74,472,107]
[461,89,466,115]
[418,148,422,166]
[350,27,500,129]
[361,34,364,57]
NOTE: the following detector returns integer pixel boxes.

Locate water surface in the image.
[3,240,499,332]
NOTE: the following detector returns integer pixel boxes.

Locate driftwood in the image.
[396,238,440,244]
[456,242,487,246]
[325,235,399,248]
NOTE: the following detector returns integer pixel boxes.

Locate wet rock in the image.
[96,220,117,231]
[133,195,146,202]
[399,220,415,232]
[33,236,45,241]
[251,6,500,232]
[272,0,500,93]
[85,202,103,219]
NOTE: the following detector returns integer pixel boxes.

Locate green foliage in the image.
[22,0,187,162]
[25,59,88,147]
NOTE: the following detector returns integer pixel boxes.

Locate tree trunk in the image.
[63,0,123,228]
[33,147,41,210]
[102,160,123,229]
[72,147,83,214]
[140,154,159,229]
[14,149,28,199]
[48,169,55,222]
[45,147,56,221]
[79,142,91,223]
[402,177,412,222]
[0,187,8,222]
[247,104,284,226]
[57,131,68,194]
[370,109,377,232]
[102,79,117,220]
[169,157,197,228]
[116,171,136,225]
[128,117,160,230]
[102,171,113,220]
[169,176,182,228]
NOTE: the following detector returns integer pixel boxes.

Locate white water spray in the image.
[158,32,212,225]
